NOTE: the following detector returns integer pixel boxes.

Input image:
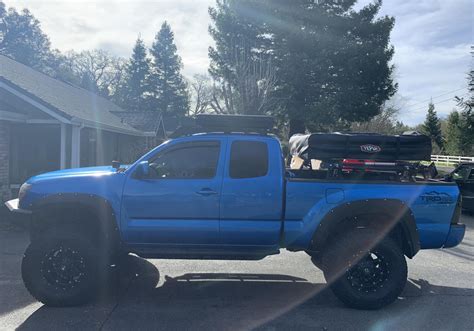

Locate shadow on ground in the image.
[15,255,474,331]
[0,225,35,318]
[3,213,473,330]
[0,204,29,232]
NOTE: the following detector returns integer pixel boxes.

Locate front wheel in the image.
[22,233,100,307]
[322,233,407,310]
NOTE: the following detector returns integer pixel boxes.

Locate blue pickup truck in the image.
[5,117,465,310]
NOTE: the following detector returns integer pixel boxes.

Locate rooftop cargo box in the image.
[171,114,274,137]
[289,132,432,161]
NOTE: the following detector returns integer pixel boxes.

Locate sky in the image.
[5,0,473,126]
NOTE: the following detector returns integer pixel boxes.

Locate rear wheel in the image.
[322,232,407,310]
[22,233,100,307]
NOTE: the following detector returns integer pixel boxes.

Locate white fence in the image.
[431,155,474,166]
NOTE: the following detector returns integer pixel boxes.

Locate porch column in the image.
[71,125,82,168]
[60,123,67,169]
[0,121,10,201]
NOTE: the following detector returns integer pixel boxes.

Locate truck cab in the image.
[122,134,285,258]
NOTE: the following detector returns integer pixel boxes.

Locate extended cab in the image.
[6,119,465,310]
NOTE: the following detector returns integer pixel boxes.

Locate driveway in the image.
[0,214,473,331]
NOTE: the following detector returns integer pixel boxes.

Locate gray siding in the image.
[0,121,10,201]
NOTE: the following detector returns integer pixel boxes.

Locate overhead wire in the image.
[410,93,469,112]
[405,87,467,109]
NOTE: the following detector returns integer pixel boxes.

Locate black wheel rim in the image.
[346,250,390,293]
[41,245,86,290]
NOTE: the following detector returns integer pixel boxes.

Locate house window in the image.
[149,141,220,179]
[230,141,268,179]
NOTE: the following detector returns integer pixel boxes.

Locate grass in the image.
[421,161,457,168]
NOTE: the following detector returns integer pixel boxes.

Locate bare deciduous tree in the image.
[209,80,237,114]
[234,50,279,115]
[189,74,213,116]
[190,48,279,117]
[209,35,280,115]
[189,74,238,115]
[67,49,125,98]
[351,106,411,135]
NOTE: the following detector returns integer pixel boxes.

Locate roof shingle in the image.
[0,55,141,135]
[111,111,162,133]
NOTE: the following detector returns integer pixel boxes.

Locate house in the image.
[0,55,167,201]
[111,111,192,140]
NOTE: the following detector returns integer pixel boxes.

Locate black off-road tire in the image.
[22,232,100,307]
[322,232,407,310]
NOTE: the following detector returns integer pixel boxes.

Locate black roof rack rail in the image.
[170,114,275,138]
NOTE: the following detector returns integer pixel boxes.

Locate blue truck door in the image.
[219,138,284,249]
[121,139,226,245]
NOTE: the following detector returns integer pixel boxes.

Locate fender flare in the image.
[30,193,122,250]
[310,199,420,258]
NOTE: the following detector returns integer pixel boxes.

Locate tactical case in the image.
[289,132,432,161]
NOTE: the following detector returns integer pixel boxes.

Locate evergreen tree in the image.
[120,37,151,111]
[0,2,79,84]
[422,102,444,151]
[208,1,274,114]
[455,62,474,155]
[67,50,125,98]
[208,0,397,136]
[444,111,462,155]
[0,2,53,71]
[147,22,189,115]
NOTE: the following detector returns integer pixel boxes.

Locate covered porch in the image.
[0,82,146,198]
[0,54,157,201]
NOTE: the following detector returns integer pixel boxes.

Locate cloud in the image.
[5,0,472,125]
[394,43,471,123]
[6,0,215,77]
[357,0,472,124]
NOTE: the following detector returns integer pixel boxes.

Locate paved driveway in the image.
[0,214,473,331]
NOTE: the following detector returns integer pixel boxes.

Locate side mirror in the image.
[135,161,150,179]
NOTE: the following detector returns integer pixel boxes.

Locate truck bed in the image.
[283,173,459,251]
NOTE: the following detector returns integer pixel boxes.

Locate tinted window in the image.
[149,142,220,179]
[230,141,268,179]
[453,166,471,180]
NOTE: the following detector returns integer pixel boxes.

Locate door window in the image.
[452,166,470,180]
[468,170,474,180]
[148,142,220,179]
[229,141,268,179]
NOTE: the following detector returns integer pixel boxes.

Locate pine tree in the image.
[147,22,189,115]
[121,37,151,111]
[455,61,474,155]
[208,0,397,135]
[422,102,444,151]
[0,3,53,71]
[444,111,462,155]
[208,0,274,114]
[0,2,79,85]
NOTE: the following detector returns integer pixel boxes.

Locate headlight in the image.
[18,183,32,201]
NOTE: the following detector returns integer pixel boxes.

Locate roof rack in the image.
[170,114,275,138]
